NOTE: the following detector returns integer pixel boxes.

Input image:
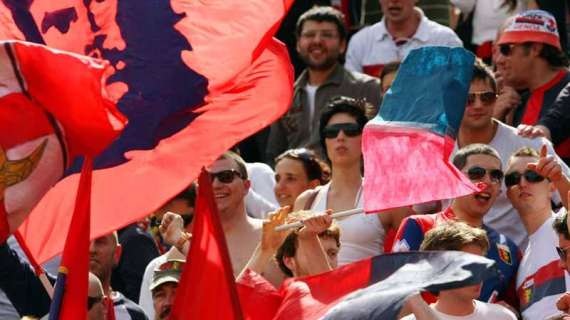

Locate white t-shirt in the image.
[401,300,517,319]
[345,8,461,76]
[451,121,570,249]
[516,213,570,320]
[304,83,318,131]
[450,0,523,45]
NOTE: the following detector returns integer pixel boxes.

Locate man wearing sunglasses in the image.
[495,10,570,163]
[505,146,570,319]
[455,57,570,250]
[394,144,520,310]
[553,210,570,318]
[267,6,381,163]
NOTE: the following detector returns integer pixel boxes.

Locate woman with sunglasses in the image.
[273,148,329,208]
[294,96,405,266]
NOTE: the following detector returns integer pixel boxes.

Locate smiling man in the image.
[267,6,381,162]
[345,0,460,77]
[393,144,520,307]
[454,58,570,249]
[505,147,570,319]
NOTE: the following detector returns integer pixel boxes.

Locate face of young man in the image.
[456,154,503,220]
[152,282,178,320]
[558,234,570,273]
[296,20,346,71]
[461,79,496,131]
[506,156,553,216]
[286,236,339,277]
[206,158,250,219]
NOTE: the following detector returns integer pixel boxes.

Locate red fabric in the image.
[476,41,493,60]
[362,125,478,213]
[13,41,126,158]
[1,41,124,244]
[53,158,93,320]
[170,170,243,320]
[237,269,282,320]
[383,228,396,253]
[362,64,384,77]
[521,70,567,125]
[18,2,294,264]
[274,259,371,319]
[105,297,116,320]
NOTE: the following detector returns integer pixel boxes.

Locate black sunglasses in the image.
[467,91,497,106]
[499,44,515,56]
[87,295,104,310]
[466,166,504,184]
[504,170,545,188]
[323,123,362,139]
[557,246,570,261]
[208,169,242,184]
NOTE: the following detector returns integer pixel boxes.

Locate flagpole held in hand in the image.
[275,208,364,231]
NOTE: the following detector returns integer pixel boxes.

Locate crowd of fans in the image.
[4,1,570,319]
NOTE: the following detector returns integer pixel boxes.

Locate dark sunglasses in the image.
[556,246,570,261]
[466,166,504,184]
[208,169,242,184]
[323,123,362,139]
[467,91,497,106]
[504,170,545,188]
[499,44,515,56]
[87,295,104,310]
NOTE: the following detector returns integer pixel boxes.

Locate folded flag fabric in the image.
[2,0,294,264]
[238,251,498,319]
[363,47,479,213]
[0,40,124,243]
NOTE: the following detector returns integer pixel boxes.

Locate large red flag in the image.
[0,40,124,243]
[9,0,294,265]
[48,158,93,320]
[170,169,243,319]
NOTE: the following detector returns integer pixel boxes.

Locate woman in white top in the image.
[294,96,407,266]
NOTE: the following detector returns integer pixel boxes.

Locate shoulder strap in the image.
[303,188,321,210]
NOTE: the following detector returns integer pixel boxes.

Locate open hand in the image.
[261,206,292,252]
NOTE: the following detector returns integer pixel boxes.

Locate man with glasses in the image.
[267,6,381,163]
[454,57,570,249]
[495,10,570,163]
[553,210,570,318]
[394,144,520,308]
[505,146,570,319]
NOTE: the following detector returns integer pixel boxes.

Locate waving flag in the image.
[238,251,498,319]
[362,47,479,213]
[0,40,124,243]
[171,169,243,319]
[1,1,294,264]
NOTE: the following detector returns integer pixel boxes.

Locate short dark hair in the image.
[275,211,340,277]
[295,6,347,41]
[218,151,248,179]
[319,96,369,158]
[553,210,570,240]
[539,43,569,68]
[275,148,330,185]
[472,58,497,93]
[173,182,197,208]
[452,144,502,171]
[421,221,489,254]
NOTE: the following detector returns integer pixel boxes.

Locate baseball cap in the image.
[150,258,185,291]
[497,10,561,50]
